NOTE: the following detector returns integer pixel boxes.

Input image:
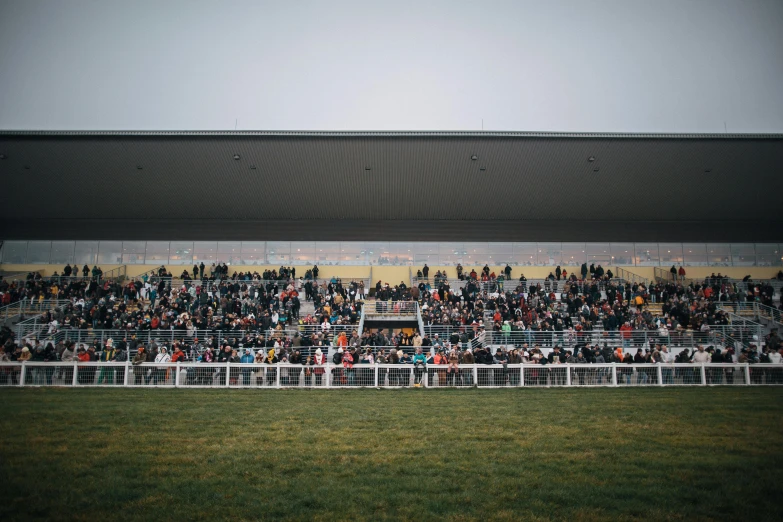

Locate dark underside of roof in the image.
[1,131,782,242]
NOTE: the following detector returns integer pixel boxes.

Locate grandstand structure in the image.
[1,130,782,387]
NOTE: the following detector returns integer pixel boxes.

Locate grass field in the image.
[1,388,782,521]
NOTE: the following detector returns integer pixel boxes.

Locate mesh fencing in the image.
[3,362,779,388]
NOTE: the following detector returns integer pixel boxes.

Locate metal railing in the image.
[718,302,783,329]
[364,300,418,316]
[614,267,650,286]
[1,298,71,324]
[420,324,762,350]
[3,362,781,388]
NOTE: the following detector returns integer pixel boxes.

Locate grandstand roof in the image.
[1,130,782,242]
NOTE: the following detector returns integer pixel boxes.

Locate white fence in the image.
[3,362,782,388]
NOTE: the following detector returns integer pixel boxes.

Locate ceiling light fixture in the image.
[233,154,241,160]
[136,165,143,170]
[588,156,596,162]
[250,165,257,170]
[471,155,478,161]
[365,166,371,171]
[0,154,7,159]
[24,165,30,170]
[480,166,486,171]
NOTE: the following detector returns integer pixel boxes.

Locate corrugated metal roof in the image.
[0,131,781,241]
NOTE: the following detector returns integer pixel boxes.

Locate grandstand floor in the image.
[1,388,781,521]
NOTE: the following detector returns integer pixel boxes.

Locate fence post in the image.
[124,361,130,386]
[72,362,78,386]
[275,365,280,388]
[225,362,231,388]
[657,364,663,386]
[20,362,27,386]
[374,364,378,387]
[326,364,331,388]
[700,364,707,386]
[519,364,524,387]
[612,364,618,386]
[566,364,571,387]
[175,362,181,387]
[472,364,477,387]
[744,363,751,385]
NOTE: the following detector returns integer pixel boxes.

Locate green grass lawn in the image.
[1,388,782,521]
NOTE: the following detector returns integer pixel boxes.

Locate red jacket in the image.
[619,324,633,339]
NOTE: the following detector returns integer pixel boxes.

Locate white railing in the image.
[3,362,781,388]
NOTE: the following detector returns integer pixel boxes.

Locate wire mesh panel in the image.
[74,363,100,386]
[569,365,613,386]
[0,363,22,386]
[545,365,568,386]
[125,363,174,387]
[377,365,416,387]
[93,363,126,386]
[523,366,549,387]
[711,364,747,386]
[749,364,783,385]
[617,365,659,386]
[177,363,225,387]
[427,364,449,387]
[672,364,704,385]
[21,363,61,386]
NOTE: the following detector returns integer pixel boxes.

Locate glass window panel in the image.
[659,243,684,265]
[98,241,123,264]
[488,243,513,265]
[561,243,586,266]
[338,242,366,265]
[634,243,659,266]
[50,241,75,265]
[217,241,242,265]
[537,243,562,266]
[168,242,193,265]
[682,243,708,266]
[266,242,290,265]
[705,244,731,266]
[193,242,218,265]
[364,242,390,265]
[387,242,414,266]
[1,241,28,263]
[193,251,217,265]
[121,241,146,264]
[731,243,756,266]
[414,253,438,266]
[754,243,782,267]
[511,243,537,266]
[240,242,266,265]
[25,241,51,264]
[74,241,99,265]
[290,242,315,266]
[436,243,463,266]
[194,241,218,253]
[586,243,611,266]
[144,242,170,265]
[463,243,489,264]
[340,242,363,253]
[609,243,634,265]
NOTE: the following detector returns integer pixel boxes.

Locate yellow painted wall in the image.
[1,263,780,282]
[0,263,371,280]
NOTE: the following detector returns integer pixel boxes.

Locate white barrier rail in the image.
[2,363,781,388]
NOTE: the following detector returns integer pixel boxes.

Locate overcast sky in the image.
[0,0,782,132]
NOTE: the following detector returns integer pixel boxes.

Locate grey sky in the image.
[1,0,782,132]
